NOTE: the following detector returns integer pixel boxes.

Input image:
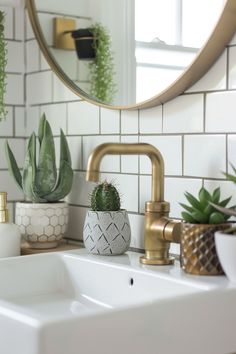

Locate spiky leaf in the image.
[43,161,73,202]
[59,129,71,166]
[209,212,225,224]
[35,119,57,197]
[181,212,196,223]
[223,172,236,184]
[22,133,45,202]
[38,113,46,146]
[191,210,208,224]
[212,187,221,204]
[5,141,22,190]
[179,203,194,213]
[184,192,203,211]
[199,187,211,207]
[219,196,232,207]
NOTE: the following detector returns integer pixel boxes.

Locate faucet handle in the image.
[163,219,182,243]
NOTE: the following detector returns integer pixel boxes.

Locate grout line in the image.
[181,135,184,176]
[226,133,229,174]
[203,93,206,133]
[226,46,230,90]
[12,106,15,137]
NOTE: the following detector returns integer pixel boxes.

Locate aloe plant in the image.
[90,181,120,211]
[180,187,232,224]
[5,114,73,203]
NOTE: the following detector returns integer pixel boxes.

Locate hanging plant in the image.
[88,23,116,104]
[0,11,7,121]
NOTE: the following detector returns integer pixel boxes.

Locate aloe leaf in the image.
[179,202,194,213]
[212,187,220,204]
[38,113,46,146]
[184,192,203,211]
[181,212,196,223]
[22,133,37,201]
[44,161,73,202]
[59,129,71,166]
[199,187,211,207]
[35,119,57,196]
[209,212,225,224]
[5,141,22,190]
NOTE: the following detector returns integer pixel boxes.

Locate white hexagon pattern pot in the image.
[83,210,131,255]
[15,202,69,249]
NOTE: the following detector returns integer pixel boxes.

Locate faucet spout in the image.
[86,142,181,265]
[86,143,164,202]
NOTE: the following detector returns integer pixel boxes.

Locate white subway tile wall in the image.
[1,4,236,254]
[0,4,25,224]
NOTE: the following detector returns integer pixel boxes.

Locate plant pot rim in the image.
[16,201,67,207]
[183,222,231,227]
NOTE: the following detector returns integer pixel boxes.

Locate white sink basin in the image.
[0,249,235,354]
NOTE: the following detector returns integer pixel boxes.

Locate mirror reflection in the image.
[35,0,225,106]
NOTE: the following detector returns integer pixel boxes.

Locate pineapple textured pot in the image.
[180,186,232,275]
[181,223,230,275]
[83,209,131,255]
[16,202,69,249]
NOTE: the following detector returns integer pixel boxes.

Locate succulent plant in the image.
[5,114,73,203]
[90,181,120,211]
[180,187,232,224]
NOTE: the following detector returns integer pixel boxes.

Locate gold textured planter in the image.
[181,223,230,275]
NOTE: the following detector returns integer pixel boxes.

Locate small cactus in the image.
[5,114,73,203]
[90,181,120,211]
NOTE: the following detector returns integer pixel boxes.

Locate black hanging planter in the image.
[71,29,96,60]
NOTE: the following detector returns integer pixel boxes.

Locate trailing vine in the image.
[0,11,7,121]
[88,23,116,104]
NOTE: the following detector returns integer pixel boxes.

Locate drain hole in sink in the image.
[129,278,134,286]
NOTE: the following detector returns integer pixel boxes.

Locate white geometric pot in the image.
[15,202,69,249]
[83,210,131,255]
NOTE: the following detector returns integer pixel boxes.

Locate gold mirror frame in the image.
[27,0,236,110]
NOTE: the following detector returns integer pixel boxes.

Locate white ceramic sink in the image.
[0,249,235,354]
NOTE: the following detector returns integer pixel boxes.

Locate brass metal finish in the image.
[86,143,165,201]
[181,223,229,275]
[53,17,76,50]
[27,0,236,110]
[86,143,181,265]
[0,192,9,223]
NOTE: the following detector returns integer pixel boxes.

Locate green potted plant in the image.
[71,23,116,104]
[5,114,73,249]
[180,187,232,275]
[83,181,131,255]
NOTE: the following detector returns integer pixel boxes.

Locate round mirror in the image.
[27,0,236,110]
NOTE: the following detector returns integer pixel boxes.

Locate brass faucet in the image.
[86,143,181,265]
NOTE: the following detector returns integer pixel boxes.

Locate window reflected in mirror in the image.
[33,0,226,106]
